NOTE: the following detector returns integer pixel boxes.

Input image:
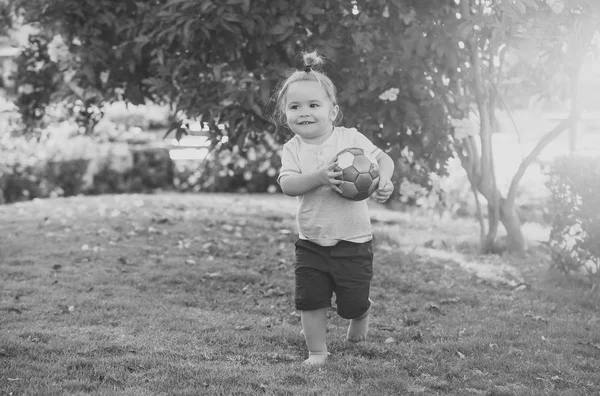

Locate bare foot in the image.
[302,352,328,366]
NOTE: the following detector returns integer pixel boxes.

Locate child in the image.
[275,51,395,366]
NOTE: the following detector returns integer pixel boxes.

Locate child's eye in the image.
[310,103,319,108]
[289,105,299,110]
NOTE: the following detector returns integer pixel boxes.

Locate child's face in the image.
[285,80,338,143]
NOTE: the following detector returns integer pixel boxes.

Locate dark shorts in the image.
[294,239,373,319]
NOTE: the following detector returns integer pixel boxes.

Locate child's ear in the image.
[331,104,339,121]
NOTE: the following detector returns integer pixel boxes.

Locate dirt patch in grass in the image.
[1,193,599,395]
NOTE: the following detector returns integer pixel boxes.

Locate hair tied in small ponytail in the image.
[304,65,312,73]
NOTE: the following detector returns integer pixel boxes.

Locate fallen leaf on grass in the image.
[235,325,251,331]
[7,378,20,381]
[222,224,234,232]
[271,353,296,362]
[52,264,62,270]
[6,307,22,314]
[525,313,548,323]
[456,350,466,359]
[576,341,600,350]
[376,324,396,332]
[262,287,285,298]
[513,284,528,292]
[427,303,444,315]
[440,297,460,304]
[57,305,75,314]
[384,337,396,344]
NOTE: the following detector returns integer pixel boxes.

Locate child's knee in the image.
[337,298,371,320]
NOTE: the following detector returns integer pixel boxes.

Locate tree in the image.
[449,0,599,254]
[6,0,597,254]
[4,0,457,185]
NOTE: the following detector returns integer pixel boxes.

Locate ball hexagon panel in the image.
[352,154,373,173]
[342,166,360,182]
[339,181,359,198]
[355,173,374,192]
[337,152,355,169]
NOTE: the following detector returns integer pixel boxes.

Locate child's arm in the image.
[374,152,395,203]
[280,156,343,197]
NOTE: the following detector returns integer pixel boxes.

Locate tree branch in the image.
[505,117,573,208]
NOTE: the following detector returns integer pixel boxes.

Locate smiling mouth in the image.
[298,121,313,125]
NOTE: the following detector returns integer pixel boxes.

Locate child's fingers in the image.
[328,170,342,179]
[331,185,343,194]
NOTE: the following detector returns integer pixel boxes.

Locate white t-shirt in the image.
[278,126,382,246]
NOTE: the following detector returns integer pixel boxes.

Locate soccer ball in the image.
[334,147,380,201]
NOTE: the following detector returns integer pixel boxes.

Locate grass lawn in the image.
[1,193,599,396]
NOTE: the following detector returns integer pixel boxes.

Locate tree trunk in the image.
[500,198,526,254]
[461,0,501,254]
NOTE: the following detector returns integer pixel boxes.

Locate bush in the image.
[173,135,281,194]
[102,102,171,131]
[546,155,600,282]
[0,129,174,202]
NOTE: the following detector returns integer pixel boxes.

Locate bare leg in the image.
[346,306,370,342]
[300,308,328,365]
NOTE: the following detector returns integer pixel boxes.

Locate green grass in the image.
[1,193,599,395]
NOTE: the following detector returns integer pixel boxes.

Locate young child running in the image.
[276,51,395,366]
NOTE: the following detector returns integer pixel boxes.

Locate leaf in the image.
[440,297,460,304]
[234,325,251,330]
[269,24,286,35]
[525,313,548,323]
[576,341,600,350]
[427,303,444,314]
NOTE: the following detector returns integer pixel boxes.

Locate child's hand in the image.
[374,178,393,203]
[318,156,344,194]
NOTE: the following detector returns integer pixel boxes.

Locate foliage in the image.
[6,0,467,190]
[11,34,61,131]
[174,134,281,194]
[546,155,600,282]
[0,129,174,202]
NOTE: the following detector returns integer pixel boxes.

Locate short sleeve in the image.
[278,141,301,185]
[350,128,383,159]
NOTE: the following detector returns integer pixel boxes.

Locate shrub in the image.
[173,135,281,194]
[546,155,600,282]
[102,102,171,131]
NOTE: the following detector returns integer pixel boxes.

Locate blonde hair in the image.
[273,51,341,129]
